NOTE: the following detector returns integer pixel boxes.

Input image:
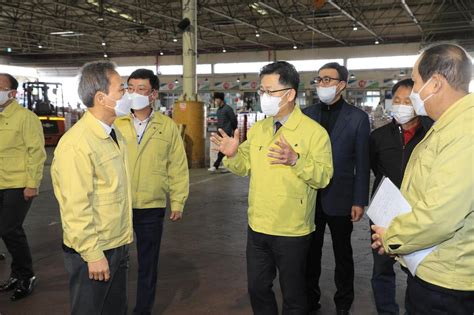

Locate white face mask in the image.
[409,77,434,116]
[391,104,415,124]
[106,93,133,117]
[260,90,289,117]
[0,90,12,107]
[317,86,337,104]
[130,92,151,110]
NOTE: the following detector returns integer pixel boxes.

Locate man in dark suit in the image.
[303,63,370,315]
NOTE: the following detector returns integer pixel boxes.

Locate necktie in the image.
[110,128,119,146]
[274,121,282,134]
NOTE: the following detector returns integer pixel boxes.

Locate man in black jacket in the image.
[209,92,237,172]
[369,78,433,315]
[304,63,370,315]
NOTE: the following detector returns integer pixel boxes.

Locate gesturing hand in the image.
[210,128,240,158]
[267,134,298,166]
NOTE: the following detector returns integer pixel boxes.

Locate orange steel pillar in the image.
[173,101,205,168]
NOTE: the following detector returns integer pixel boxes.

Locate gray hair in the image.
[78,61,117,108]
[419,43,472,92]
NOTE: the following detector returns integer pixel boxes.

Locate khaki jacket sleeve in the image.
[223,139,251,177]
[52,145,104,262]
[291,129,333,190]
[23,113,46,188]
[167,122,189,212]
[383,134,474,255]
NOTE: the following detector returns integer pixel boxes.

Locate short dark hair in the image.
[419,43,472,92]
[319,62,349,82]
[128,68,160,90]
[213,92,225,101]
[0,73,19,90]
[392,78,414,96]
[78,61,117,108]
[259,61,300,94]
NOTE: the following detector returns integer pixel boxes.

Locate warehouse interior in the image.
[0,0,473,314]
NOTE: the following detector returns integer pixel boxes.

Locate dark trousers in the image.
[405,273,474,315]
[307,205,354,310]
[0,188,34,280]
[247,226,311,315]
[64,244,129,315]
[370,220,399,315]
[133,208,165,315]
[214,152,225,168]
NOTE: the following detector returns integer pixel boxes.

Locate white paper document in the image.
[366,177,436,276]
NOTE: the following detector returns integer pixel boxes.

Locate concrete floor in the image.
[0,147,407,315]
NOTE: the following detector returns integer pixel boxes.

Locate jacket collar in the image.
[431,93,473,132]
[281,104,304,131]
[0,100,21,118]
[82,111,110,140]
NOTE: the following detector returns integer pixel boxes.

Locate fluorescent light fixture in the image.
[0,65,38,77]
[173,37,178,42]
[215,60,344,74]
[102,41,106,46]
[159,51,164,55]
[249,3,268,15]
[347,55,419,70]
[375,40,380,45]
[290,59,344,72]
[61,33,84,37]
[38,44,43,49]
[104,53,108,58]
[50,31,74,35]
[293,44,297,50]
[222,48,227,53]
[353,24,358,31]
[214,61,269,74]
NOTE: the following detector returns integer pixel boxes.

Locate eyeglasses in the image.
[314,76,341,85]
[127,86,153,94]
[257,87,292,97]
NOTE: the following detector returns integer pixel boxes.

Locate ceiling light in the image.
[174,79,179,84]
[375,39,380,45]
[97,17,104,22]
[237,77,240,83]
[350,73,356,79]
[173,37,178,42]
[293,44,297,50]
[61,33,84,37]
[159,51,164,56]
[392,79,399,84]
[101,41,106,46]
[104,53,108,58]
[6,47,12,53]
[353,24,358,31]
[249,3,268,15]
[399,70,406,77]
[222,48,227,53]
[255,31,260,38]
[50,31,74,35]
[38,44,43,49]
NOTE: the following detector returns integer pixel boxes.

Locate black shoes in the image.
[10,276,36,301]
[0,277,18,291]
[0,276,36,301]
